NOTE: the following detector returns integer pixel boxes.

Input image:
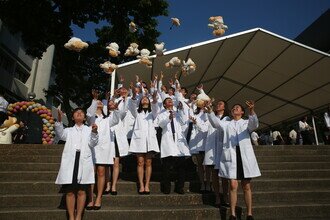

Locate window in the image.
[13,64,30,83]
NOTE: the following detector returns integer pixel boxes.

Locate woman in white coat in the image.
[55,108,98,220]
[207,101,260,220]
[204,100,230,207]
[156,97,191,194]
[128,91,160,194]
[187,105,209,192]
[85,92,121,210]
[106,98,130,195]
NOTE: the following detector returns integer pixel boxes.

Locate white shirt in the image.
[289,129,297,139]
[251,131,259,141]
[324,112,330,129]
[0,96,9,113]
[299,121,311,131]
[73,124,84,151]
[272,131,281,140]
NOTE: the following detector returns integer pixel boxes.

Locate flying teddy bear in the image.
[181,58,196,75]
[64,37,89,52]
[165,57,181,68]
[129,21,137,33]
[137,49,152,67]
[153,42,166,56]
[0,116,19,144]
[124,43,140,57]
[195,85,211,108]
[106,42,121,57]
[208,16,228,37]
[170,17,180,29]
[100,61,118,74]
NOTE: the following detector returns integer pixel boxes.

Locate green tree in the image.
[0,0,168,124]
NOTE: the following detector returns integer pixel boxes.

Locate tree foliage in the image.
[0,0,168,124]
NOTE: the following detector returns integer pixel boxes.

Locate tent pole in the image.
[311,115,319,145]
[110,70,116,97]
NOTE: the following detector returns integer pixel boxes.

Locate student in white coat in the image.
[55,108,98,220]
[128,91,160,194]
[106,98,130,195]
[204,100,230,207]
[207,101,260,220]
[156,97,191,194]
[85,91,121,210]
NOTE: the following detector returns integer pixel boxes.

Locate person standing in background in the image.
[299,116,313,145]
[250,131,259,146]
[0,89,9,126]
[289,127,297,145]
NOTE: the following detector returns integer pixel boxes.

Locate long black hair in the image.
[138,96,151,113]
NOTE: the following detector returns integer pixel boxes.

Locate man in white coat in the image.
[207,101,260,220]
[156,97,190,194]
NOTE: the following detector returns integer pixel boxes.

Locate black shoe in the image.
[85,205,94,210]
[138,191,144,195]
[246,215,254,220]
[143,191,150,195]
[229,215,237,220]
[93,205,101,210]
[110,190,117,195]
[221,202,230,208]
[103,189,111,195]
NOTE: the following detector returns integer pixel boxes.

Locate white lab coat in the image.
[208,113,261,179]
[155,109,190,158]
[128,100,160,153]
[204,115,230,167]
[188,111,208,154]
[324,112,330,129]
[55,123,98,185]
[89,112,121,164]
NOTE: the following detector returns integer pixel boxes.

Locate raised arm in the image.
[246,100,259,132]
[89,124,98,148]
[55,109,68,141]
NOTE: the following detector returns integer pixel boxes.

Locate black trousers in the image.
[161,156,186,192]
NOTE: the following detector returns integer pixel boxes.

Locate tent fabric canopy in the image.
[117,28,330,129]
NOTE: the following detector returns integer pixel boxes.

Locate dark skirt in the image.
[61,151,88,193]
[114,135,120,158]
[236,146,251,181]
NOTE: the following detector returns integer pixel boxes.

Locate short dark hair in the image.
[163,97,172,108]
[72,108,86,116]
[181,87,188,94]
[231,103,245,115]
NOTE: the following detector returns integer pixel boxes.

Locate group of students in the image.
[55,73,261,220]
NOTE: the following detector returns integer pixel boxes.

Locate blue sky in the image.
[72,0,330,50]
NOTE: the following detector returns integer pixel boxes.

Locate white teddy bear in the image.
[208,16,228,37]
[64,37,88,52]
[124,43,140,56]
[100,61,118,74]
[129,21,137,33]
[181,58,196,75]
[153,42,166,56]
[165,57,181,68]
[137,49,152,67]
[170,18,181,29]
[106,42,120,57]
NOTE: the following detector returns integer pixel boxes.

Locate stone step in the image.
[1,178,330,195]
[1,161,330,172]
[1,154,329,163]
[0,193,215,209]
[1,169,329,182]
[1,190,329,209]
[249,203,330,219]
[0,205,220,220]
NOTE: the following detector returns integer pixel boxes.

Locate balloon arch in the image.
[7,101,55,144]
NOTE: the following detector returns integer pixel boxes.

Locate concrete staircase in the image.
[0,144,329,219]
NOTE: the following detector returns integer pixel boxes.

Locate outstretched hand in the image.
[245,100,255,115]
[92,89,99,100]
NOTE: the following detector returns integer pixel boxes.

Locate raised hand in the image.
[245,100,255,115]
[92,89,99,100]
[160,71,164,80]
[119,75,125,83]
[135,74,140,83]
[105,91,110,101]
[57,109,63,123]
[197,84,203,91]
[169,78,174,86]
[153,74,158,81]
[91,124,98,134]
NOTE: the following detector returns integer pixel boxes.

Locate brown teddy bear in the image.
[0,116,19,144]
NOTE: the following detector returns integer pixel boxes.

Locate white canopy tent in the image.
[116,28,330,130]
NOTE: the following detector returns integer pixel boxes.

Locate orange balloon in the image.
[22,105,27,109]
[42,141,48,145]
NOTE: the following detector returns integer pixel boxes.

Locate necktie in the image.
[169,111,175,141]
[186,122,193,144]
